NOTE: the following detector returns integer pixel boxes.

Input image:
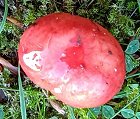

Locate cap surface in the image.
[18,13,125,108]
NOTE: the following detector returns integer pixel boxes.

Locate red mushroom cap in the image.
[18,13,125,108]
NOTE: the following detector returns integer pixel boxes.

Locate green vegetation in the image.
[0,0,140,119]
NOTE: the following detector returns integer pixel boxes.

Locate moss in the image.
[0,0,140,118]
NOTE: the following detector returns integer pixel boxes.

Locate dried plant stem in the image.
[0,56,18,74]
[42,89,65,115]
[6,16,24,29]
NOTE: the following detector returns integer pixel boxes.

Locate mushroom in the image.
[18,13,125,108]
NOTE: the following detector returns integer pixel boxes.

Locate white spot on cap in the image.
[71,84,78,94]
[61,53,66,57]
[61,76,70,84]
[114,68,117,72]
[73,52,76,55]
[95,66,98,69]
[23,51,42,71]
[76,94,86,101]
[80,64,85,70]
[54,88,62,93]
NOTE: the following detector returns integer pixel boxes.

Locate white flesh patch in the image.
[23,51,42,71]
[54,88,62,93]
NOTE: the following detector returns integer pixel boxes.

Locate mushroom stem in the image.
[0,56,18,74]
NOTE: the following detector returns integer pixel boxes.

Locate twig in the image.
[130,7,138,18]
[49,100,66,115]
[42,89,65,115]
[0,56,18,74]
[6,16,24,29]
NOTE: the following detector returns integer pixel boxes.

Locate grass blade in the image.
[0,106,4,119]
[110,94,140,119]
[137,0,140,13]
[68,106,76,119]
[23,0,26,5]
[18,64,27,119]
[88,108,97,119]
[126,73,140,79]
[0,0,8,33]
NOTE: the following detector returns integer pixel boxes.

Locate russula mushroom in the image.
[18,13,125,108]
